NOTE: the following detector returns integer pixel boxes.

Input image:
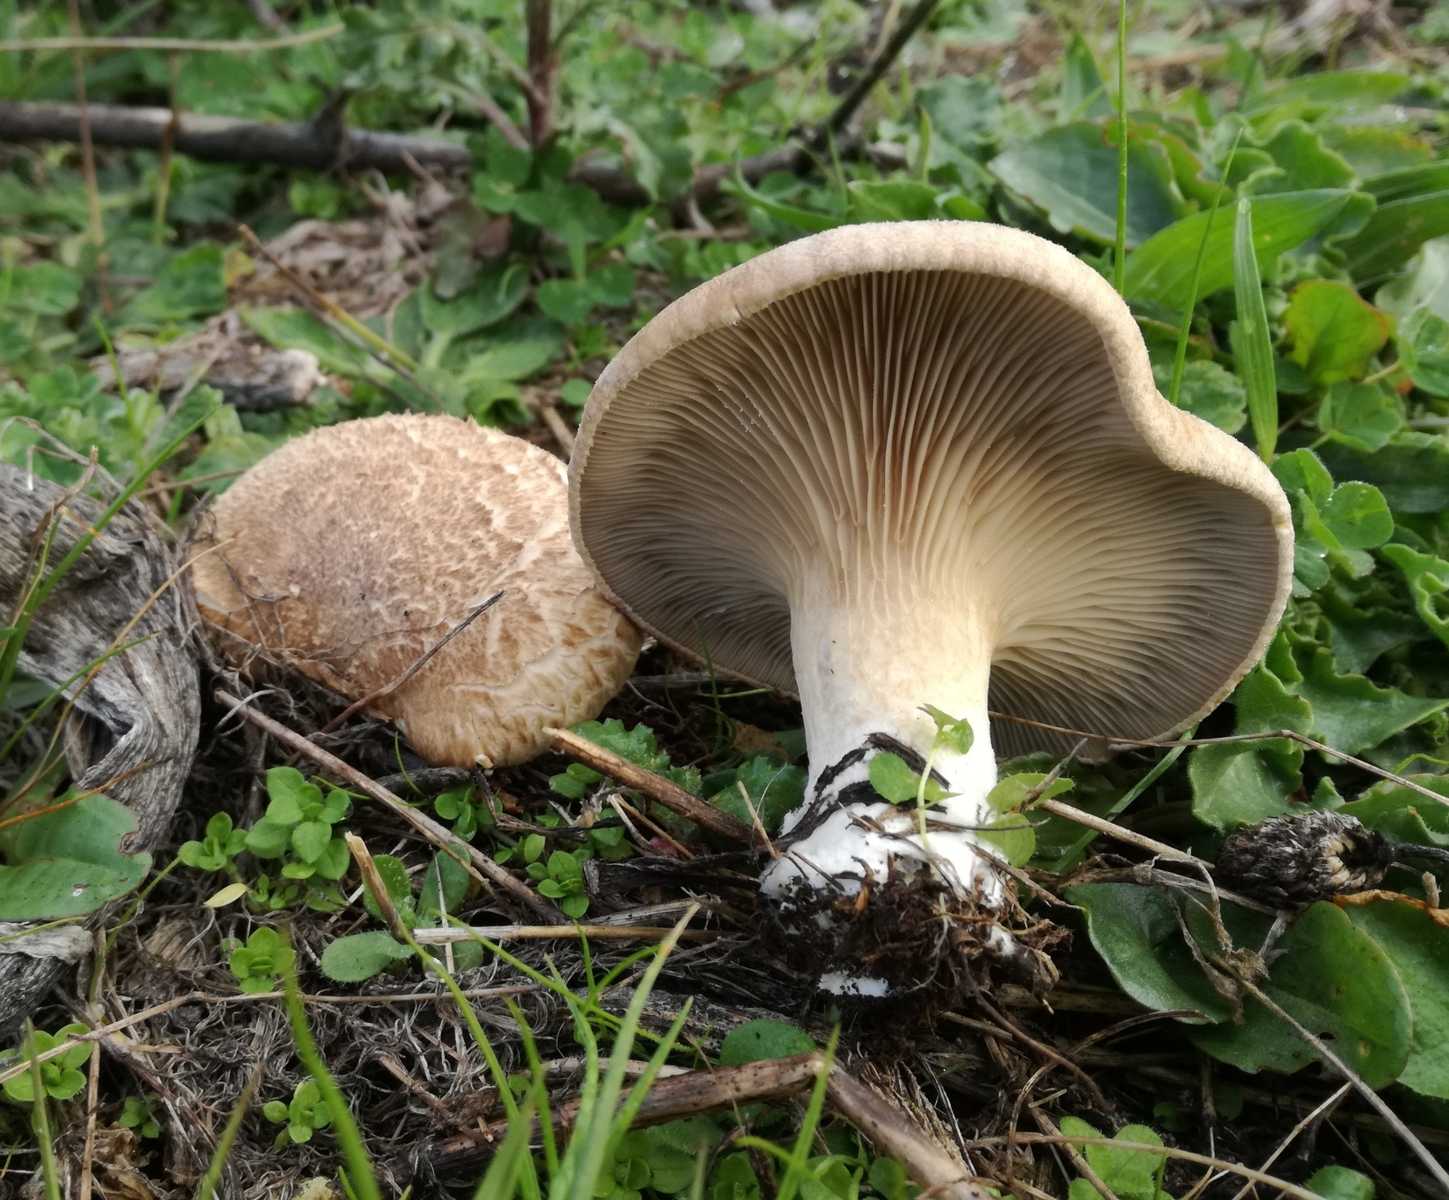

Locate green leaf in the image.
[1382,544,1449,648]
[5,262,81,316]
[121,243,227,326]
[1304,1166,1375,1200]
[1398,308,1449,396]
[1225,291,1276,444]
[1189,743,1299,831]
[921,705,973,755]
[709,758,805,836]
[243,819,291,859]
[978,815,1036,867]
[1317,433,1449,515]
[1257,122,1355,193]
[263,767,315,825]
[1191,903,1411,1088]
[319,932,413,983]
[1164,358,1246,433]
[1315,381,1403,451]
[290,820,331,865]
[1060,1116,1167,1200]
[989,122,1186,247]
[846,180,940,223]
[0,793,151,920]
[1376,236,1449,322]
[1285,281,1389,384]
[1294,648,1449,755]
[1341,899,1449,1099]
[1124,190,1371,312]
[361,854,413,924]
[1059,33,1111,119]
[868,753,946,806]
[1066,883,1234,1022]
[718,1019,815,1067]
[1342,190,1449,279]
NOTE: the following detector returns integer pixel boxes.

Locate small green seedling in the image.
[228,927,296,994]
[118,1094,161,1138]
[179,811,247,872]
[263,1079,333,1147]
[244,767,353,882]
[433,786,494,840]
[529,849,589,918]
[1,1023,89,1104]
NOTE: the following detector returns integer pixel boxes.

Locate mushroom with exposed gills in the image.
[189,413,642,768]
[568,221,1294,992]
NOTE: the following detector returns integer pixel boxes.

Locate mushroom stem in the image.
[761,570,1005,909]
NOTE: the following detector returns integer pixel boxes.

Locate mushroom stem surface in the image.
[762,569,1002,909]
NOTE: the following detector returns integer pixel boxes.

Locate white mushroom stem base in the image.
[759,583,1028,994]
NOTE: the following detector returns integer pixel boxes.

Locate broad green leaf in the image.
[1342,190,1449,279]
[319,932,413,983]
[1324,125,1434,178]
[1381,544,1449,647]
[1163,358,1245,433]
[986,772,1072,812]
[1066,883,1233,1022]
[1304,1166,1375,1200]
[846,180,939,223]
[1060,1117,1167,1200]
[1342,900,1449,1099]
[1294,648,1449,754]
[1256,122,1355,193]
[718,1019,814,1067]
[5,262,81,316]
[922,705,973,755]
[241,307,376,379]
[1315,381,1403,451]
[1125,190,1371,311]
[710,757,805,836]
[1284,281,1389,384]
[868,752,946,806]
[361,854,413,924]
[1376,236,1449,322]
[1231,195,1277,458]
[264,767,316,825]
[1343,775,1449,847]
[978,815,1036,867]
[1191,903,1411,1087]
[1398,308,1449,396]
[1272,448,1333,503]
[290,820,331,864]
[121,243,227,326]
[0,793,151,920]
[1059,33,1111,119]
[989,122,1185,247]
[1189,743,1298,831]
[1363,161,1449,204]
[1317,433,1449,515]
[1251,70,1412,113]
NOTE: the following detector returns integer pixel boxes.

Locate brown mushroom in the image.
[569,221,1293,989]
[191,412,641,767]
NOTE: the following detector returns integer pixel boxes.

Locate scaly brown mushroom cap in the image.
[191,413,641,767]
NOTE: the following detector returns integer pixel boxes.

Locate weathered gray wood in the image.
[0,465,199,1033]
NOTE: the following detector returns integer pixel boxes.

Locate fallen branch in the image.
[433,1052,995,1200]
[215,688,563,924]
[546,725,754,846]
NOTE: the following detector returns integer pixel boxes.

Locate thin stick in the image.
[1028,1106,1119,1200]
[547,726,754,845]
[963,1134,1325,1200]
[413,923,711,945]
[216,688,563,923]
[1036,798,1200,864]
[991,712,1449,811]
[314,591,503,736]
[820,0,940,140]
[1233,975,1449,1192]
[0,26,343,53]
[1227,1082,1350,1200]
[609,793,693,859]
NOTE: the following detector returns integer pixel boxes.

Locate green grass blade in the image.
[1166,131,1242,408]
[26,1026,61,1200]
[470,1094,537,1200]
[194,1064,262,1200]
[1112,0,1128,294]
[1232,195,1280,460]
[773,1027,839,1200]
[281,963,383,1200]
[569,908,697,1200]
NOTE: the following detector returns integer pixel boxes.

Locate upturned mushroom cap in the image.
[191,413,641,767]
[570,221,1293,757]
